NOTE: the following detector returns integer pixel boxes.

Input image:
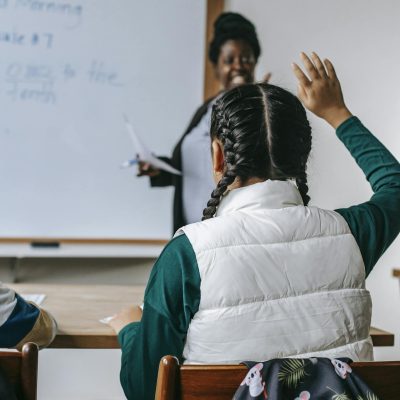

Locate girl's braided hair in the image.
[202,83,312,220]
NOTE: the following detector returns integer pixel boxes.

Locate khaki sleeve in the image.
[16,307,57,351]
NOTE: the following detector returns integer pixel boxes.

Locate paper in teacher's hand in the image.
[120,114,181,175]
[21,294,46,305]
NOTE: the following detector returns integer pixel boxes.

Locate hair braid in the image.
[262,83,312,204]
[296,173,310,206]
[294,109,312,206]
[202,105,238,220]
[202,172,236,220]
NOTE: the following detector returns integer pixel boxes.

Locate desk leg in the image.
[9,257,20,283]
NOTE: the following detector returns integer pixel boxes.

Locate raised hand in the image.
[262,71,272,83]
[292,52,352,128]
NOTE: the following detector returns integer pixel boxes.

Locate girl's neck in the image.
[228,176,266,191]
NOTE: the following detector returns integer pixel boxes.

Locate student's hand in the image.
[292,52,352,129]
[137,161,160,177]
[107,306,142,334]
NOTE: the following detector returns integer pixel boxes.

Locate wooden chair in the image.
[155,355,400,400]
[0,342,38,400]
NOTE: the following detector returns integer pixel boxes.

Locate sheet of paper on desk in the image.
[99,303,143,324]
[121,114,181,175]
[99,315,115,324]
[21,294,46,305]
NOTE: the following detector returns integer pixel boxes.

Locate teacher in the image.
[139,12,264,232]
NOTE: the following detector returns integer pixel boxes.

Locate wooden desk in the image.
[11,283,145,349]
[369,327,395,346]
[10,284,395,349]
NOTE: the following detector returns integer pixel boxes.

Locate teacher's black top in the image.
[150,98,214,234]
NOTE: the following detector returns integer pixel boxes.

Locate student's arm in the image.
[292,52,400,276]
[0,284,57,350]
[116,234,200,400]
[334,117,400,275]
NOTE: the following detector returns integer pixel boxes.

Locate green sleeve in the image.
[118,234,201,400]
[335,117,400,276]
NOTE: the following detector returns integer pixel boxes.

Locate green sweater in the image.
[118,117,400,400]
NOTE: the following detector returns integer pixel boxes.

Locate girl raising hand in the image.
[110,53,400,400]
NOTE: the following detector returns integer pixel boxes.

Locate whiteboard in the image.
[0,0,206,239]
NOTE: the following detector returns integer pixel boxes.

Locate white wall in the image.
[226,0,400,359]
[38,350,125,400]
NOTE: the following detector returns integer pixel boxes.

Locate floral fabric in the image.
[233,358,379,400]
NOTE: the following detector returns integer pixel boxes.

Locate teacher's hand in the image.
[107,305,142,334]
[137,161,160,177]
[292,52,352,129]
[262,72,272,83]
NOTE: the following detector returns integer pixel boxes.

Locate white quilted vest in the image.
[177,180,373,364]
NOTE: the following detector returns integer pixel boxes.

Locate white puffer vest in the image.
[177,180,373,364]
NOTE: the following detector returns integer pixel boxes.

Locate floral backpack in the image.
[233,358,380,400]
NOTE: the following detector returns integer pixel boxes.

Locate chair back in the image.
[155,355,400,400]
[0,342,38,400]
